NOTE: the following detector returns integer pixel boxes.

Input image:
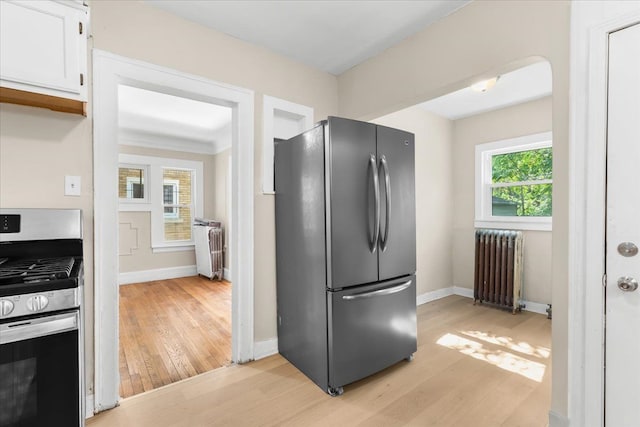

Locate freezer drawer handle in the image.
[379,155,391,252]
[342,280,412,300]
[369,154,380,253]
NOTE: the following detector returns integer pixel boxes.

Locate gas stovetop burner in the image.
[0,257,75,284]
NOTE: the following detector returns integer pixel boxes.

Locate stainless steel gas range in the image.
[0,209,85,427]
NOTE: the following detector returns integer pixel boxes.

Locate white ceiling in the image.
[118,85,232,154]
[417,61,553,120]
[146,0,471,75]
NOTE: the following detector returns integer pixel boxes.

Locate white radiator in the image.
[194,223,224,280]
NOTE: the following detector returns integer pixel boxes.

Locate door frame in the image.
[92,50,255,412]
[568,4,640,426]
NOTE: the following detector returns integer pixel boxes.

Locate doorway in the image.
[93,50,255,412]
[115,84,234,397]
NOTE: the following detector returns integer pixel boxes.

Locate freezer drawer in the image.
[328,275,417,388]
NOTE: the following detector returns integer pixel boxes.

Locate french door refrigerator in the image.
[275,116,417,396]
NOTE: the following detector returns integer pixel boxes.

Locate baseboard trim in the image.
[417,286,549,315]
[520,300,549,315]
[416,287,454,305]
[254,338,278,360]
[453,286,474,299]
[85,394,94,419]
[118,265,197,285]
[224,267,232,282]
[548,410,569,427]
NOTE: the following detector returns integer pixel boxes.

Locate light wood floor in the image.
[118,276,232,398]
[91,295,551,427]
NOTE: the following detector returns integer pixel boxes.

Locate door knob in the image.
[617,276,639,292]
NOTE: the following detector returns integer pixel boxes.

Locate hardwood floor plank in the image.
[118,276,232,398]
[92,295,550,427]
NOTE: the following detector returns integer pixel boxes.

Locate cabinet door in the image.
[0,1,87,99]
[328,117,379,288]
[377,125,416,280]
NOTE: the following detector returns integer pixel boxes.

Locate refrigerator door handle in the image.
[379,155,391,252]
[342,280,412,300]
[369,154,380,253]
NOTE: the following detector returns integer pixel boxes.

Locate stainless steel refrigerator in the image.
[275,116,417,396]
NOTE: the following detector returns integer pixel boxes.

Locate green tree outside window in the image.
[491,147,552,217]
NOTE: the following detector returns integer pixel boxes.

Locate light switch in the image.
[65,176,81,196]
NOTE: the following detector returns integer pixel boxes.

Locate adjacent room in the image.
[116,85,233,397]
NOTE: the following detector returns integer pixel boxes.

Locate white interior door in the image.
[606,22,640,427]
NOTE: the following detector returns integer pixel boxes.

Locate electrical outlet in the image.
[65,176,81,196]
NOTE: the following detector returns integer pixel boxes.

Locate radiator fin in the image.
[474,229,523,314]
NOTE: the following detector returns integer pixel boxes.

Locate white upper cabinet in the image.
[0,0,88,102]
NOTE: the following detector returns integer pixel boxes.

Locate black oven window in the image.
[0,357,37,425]
[0,329,79,427]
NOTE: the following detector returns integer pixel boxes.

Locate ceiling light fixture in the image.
[470,76,500,93]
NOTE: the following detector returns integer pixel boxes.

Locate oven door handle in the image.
[0,311,78,345]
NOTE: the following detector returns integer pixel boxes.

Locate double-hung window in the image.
[118,154,203,250]
[119,164,148,203]
[475,132,552,231]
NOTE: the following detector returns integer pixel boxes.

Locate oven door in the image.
[0,311,82,427]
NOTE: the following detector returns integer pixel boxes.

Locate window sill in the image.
[152,245,194,253]
[119,203,152,212]
[474,219,552,232]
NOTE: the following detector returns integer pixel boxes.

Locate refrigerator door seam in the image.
[324,122,332,289]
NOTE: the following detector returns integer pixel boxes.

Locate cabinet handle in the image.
[79,21,83,35]
[80,74,84,86]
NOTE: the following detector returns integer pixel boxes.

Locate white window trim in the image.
[118,154,204,249]
[475,131,552,231]
[262,95,313,194]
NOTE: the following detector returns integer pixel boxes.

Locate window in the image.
[118,165,148,202]
[475,132,552,231]
[118,154,203,250]
[161,169,194,242]
[163,180,179,219]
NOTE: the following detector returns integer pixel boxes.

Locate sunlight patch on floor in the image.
[460,330,550,359]
[436,333,546,382]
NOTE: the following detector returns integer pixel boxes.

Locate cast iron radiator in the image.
[473,229,524,314]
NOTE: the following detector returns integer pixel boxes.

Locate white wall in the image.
[372,107,453,297]
[212,148,230,268]
[452,97,553,304]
